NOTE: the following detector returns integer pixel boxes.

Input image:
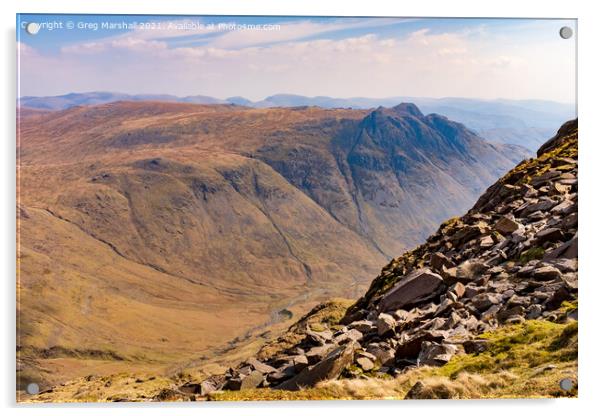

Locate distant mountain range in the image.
[19,92,575,151]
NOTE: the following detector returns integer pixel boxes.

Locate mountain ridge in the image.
[19,92,575,151]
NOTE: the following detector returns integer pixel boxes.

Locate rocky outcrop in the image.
[276,342,356,391]
[191,119,578,396]
[378,269,445,312]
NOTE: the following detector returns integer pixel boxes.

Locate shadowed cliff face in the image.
[17,101,528,390]
[257,103,528,257]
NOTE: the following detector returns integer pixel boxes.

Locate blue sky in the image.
[17,15,576,103]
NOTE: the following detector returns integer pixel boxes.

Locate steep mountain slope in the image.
[256,103,527,255]
[146,119,577,402]
[17,101,528,393]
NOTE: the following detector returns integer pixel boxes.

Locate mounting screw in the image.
[559,26,573,39]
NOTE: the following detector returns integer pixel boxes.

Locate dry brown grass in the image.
[16,103,574,402]
[17,103,384,394]
[210,319,578,401]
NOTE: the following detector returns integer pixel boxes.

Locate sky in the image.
[17,15,577,103]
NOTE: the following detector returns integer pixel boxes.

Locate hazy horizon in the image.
[18,90,576,106]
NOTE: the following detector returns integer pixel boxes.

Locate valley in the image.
[17,100,529,393]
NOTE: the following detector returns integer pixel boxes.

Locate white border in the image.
[2,0,601,415]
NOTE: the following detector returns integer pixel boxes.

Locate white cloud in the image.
[207,18,397,49]
[17,41,36,56]
[18,20,576,103]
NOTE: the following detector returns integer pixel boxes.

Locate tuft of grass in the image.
[440,320,577,379]
[548,321,578,352]
[519,247,545,264]
[309,323,326,332]
[559,300,578,314]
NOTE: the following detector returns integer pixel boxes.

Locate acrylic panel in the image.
[16,14,577,402]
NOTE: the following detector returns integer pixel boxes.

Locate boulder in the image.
[520,200,557,216]
[455,260,488,283]
[418,341,457,366]
[544,234,578,260]
[238,365,252,376]
[442,311,462,330]
[532,265,562,281]
[178,382,201,395]
[434,298,454,317]
[535,227,564,244]
[463,284,483,299]
[267,365,296,383]
[366,344,396,366]
[396,330,446,359]
[463,315,480,331]
[451,224,489,244]
[551,199,575,215]
[223,377,243,391]
[531,170,561,186]
[305,328,333,345]
[463,339,488,354]
[430,252,454,271]
[448,282,465,299]
[271,355,295,368]
[546,258,577,273]
[517,264,537,277]
[506,294,531,308]
[480,304,503,321]
[526,304,543,319]
[543,286,571,310]
[497,305,525,322]
[356,356,375,371]
[291,355,309,372]
[276,343,356,391]
[246,357,277,374]
[440,266,458,284]
[376,313,397,336]
[198,375,225,396]
[471,293,502,311]
[334,328,363,344]
[404,381,427,400]
[378,268,445,311]
[348,320,375,334]
[561,212,578,230]
[392,309,409,321]
[239,370,265,390]
[426,317,447,331]
[494,216,520,235]
[305,345,332,364]
[479,235,495,248]
[552,182,570,195]
[356,350,377,361]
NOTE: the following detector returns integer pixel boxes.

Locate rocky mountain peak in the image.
[390,102,424,118]
[354,102,486,167]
